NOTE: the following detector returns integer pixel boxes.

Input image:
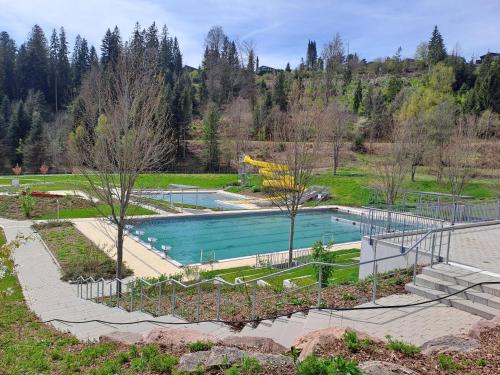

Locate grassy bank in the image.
[33,221,133,281]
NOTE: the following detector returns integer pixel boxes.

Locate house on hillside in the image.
[476,52,500,64]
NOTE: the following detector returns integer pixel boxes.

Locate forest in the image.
[0,23,499,175]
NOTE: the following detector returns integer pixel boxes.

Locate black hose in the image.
[43,281,500,326]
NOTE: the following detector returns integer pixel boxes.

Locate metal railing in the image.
[76,218,500,323]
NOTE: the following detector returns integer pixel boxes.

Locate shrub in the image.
[311,241,336,287]
[438,354,462,373]
[224,356,261,375]
[342,330,360,352]
[20,189,35,218]
[189,340,214,352]
[385,336,420,356]
[341,292,357,301]
[298,355,361,375]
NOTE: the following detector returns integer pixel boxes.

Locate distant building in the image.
[476,52,500,64]
[257,65,281,75]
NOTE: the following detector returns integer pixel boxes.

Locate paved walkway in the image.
[0,218,231,341]
[0,217,483,347]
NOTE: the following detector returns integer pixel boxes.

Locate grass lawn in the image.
[33,221,133,281]
[0,230,179,374]
[201,248,360,290]
[35,204,155,220]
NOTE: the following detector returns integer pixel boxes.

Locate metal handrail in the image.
[76,219,500,320]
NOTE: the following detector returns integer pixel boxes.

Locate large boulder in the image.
[359,361,418,375]
[468,315,500,339]
[220,336,288,354]
[292,327,381,361]
[142,328,219,350]
[99,331,143,345]
[420,334,479,355]
[177,346,293,373]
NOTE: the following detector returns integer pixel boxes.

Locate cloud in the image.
[0,0,498,67]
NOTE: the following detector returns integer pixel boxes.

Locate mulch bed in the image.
[0,194,91,220]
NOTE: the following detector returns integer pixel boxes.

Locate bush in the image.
[298,355,361,375]
[20,190,35,218]
[189,340,214,352]
[311,241,336,287]
[385,336,420,356]
[438,354,462,373]
[342,330,360,352]
[224,356,261,375]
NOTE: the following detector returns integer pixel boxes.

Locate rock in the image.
[220,336,288,354]
[420,334,480,355]
[292,326,381,361]
[359,361,418,375]
[468,315,500,339]
[142,328,219,350]
[99,331,143,345]
[177,346,294,373]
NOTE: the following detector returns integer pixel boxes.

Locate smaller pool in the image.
[146,191,244,210]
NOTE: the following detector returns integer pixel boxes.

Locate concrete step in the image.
[405,283,499,320]
[415,274,500,310]
[422,264,500,297]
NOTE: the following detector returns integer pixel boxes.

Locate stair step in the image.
[415,274,500,310]
[422,265,500,297]
[405,283,499,320]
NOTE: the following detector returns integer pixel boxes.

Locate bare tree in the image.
[322,32,344,100]
[378,125,411,205]
[69,53,174,291]
[321,99,353,175]
[443,116,480,196]
[401,117,426,181]
[263,97,324,266]
[221,97,252,168]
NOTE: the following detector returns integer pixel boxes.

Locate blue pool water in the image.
[147,191,242,210]
[130,210,363,265]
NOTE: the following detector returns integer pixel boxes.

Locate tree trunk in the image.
[288,215,296,267]
[411,164,417,182]
[333,149,339,176]
[116,222,124,296]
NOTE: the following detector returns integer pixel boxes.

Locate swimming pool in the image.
[146,191,244,210]
[129,209,364,265]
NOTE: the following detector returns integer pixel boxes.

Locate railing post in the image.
[196,284,201,322]
[317,265,323,307]
[140,280,144,311]
[251,282,257,320]
[129,281,134,311]
[171,282,176,315]
[413,245,419,285]
[401,216,406,252]
[216,282,221,321]
[430,231,436,267]
[86,282,88,300]
[97,282,100,303]
[157,283,162,316]
[438,222,444,262]
[446,229,452,264]
[109,283,113,306]
[371,241,378,303]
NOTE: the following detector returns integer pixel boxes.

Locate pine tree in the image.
[130,22,145,58]
[273,71,287,111]
[57,27,71,108]
[172,37,183,76]
[89,46,99,66]
[428,26,447,65]
[7,101,31,164]
[285,62,291,72]
[203,104,220,171]
[72,35,90,88]
[22,111,45,171]
[17,25,50,99]
[101,26,121,65]
[306,40,317,69]
[0,32,17,99]
[353,80,362,113]
[48,29,60,110]
[145,22,159,50]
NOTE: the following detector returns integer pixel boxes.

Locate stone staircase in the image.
[405,263,500,320]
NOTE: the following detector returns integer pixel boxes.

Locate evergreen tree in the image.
[0,32,17,99]
[101,26,121,65]
[145,22,159,50]
[172,37,183,76]
[474,56,500,113]
[273,71,287,111]
[48,29,60,109]
[306,40,317,69]
[17,25,49,99]
[22,111,45,170]
[130,22,145,58]
[72,35,90,88]
[57,27,71,108]
[203,104,220,171]
[7,101,31,164]
[285,62,291,72]
[89,45,99,66]
[353,80,362,113]
[428,25,447,65]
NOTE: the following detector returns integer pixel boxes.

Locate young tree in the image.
[203,104,220,171]
[443,116,480,196]
[273,71,287,111]
[322,100,352,175]
[322,33,344,100]
[263,96,324,266]
[353,80,362,113]
[221,97,251,168]
[378,125,411,205]
[69,52,174,291]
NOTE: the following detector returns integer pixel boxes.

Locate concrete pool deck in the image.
[72,206,363,277]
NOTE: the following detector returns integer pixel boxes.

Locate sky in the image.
[1,0,499,68]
